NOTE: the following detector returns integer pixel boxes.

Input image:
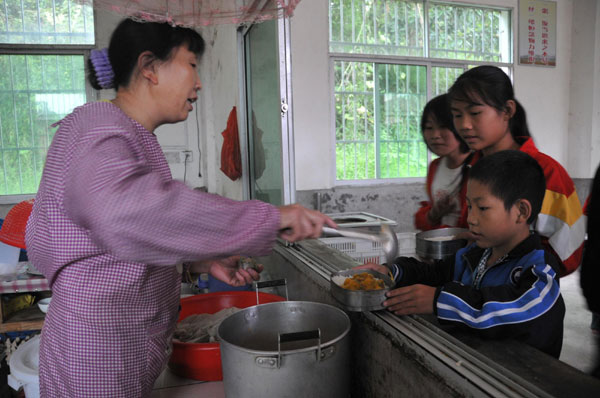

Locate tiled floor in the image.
[559,269,598,373]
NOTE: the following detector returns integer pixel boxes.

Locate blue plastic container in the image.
[206,274,251,293]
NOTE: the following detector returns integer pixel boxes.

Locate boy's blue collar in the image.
[461,232,541,268]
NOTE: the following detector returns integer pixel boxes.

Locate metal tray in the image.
[330,268,393,312]
[416,227,468,261]
[325,212,397,229]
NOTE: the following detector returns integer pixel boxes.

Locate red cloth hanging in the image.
[220,106,242,181]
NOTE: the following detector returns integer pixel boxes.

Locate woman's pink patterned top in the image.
[25,101,280,397]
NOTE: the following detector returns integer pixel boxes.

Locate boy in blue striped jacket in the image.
[364,150,565,357]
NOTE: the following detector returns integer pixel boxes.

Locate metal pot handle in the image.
[279,329,321,367]
[253,278,288,305]
[255,328,337,369]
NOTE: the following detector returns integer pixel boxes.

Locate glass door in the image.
[238,17,295,205]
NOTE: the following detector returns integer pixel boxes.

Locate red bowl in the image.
[168,291,285,381]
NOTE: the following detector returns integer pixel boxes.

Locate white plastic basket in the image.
[319,232,416,265]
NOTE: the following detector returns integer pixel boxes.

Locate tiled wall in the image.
[1,178,592,231]
[297,178,594,233]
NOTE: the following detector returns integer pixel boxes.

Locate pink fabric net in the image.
[75,0,301,27]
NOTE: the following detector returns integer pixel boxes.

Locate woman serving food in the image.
[25,18,334,397]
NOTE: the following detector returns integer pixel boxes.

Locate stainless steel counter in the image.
[157,238,600,398]
[255,239,600,398]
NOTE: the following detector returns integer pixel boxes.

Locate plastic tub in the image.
[168,291,285,381]
[37,298,51,314]
[0,240,20,276]
[8,335,40,398]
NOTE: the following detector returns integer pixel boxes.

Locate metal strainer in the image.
[0,199,33,249]
[322,224,398,269]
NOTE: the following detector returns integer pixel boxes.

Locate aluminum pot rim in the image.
[415,227,468,240]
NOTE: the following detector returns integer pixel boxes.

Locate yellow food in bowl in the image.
[342,272,385,291]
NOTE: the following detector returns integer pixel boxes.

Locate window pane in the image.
[377,63,427,178]
[0,0,94,45]
[431,66,463,96]
[334,60,376,180]
[428,3,511,62]
[334,61,428,180]
[329,0,425,57]
[0,54,86,195]
[329,1,512,182]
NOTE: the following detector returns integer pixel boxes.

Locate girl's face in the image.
[155,45,202,124]
[422,115,462,158]
[450,98,513,153]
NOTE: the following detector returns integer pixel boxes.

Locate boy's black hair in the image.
[469,150,545,224]
[421,94,469,154]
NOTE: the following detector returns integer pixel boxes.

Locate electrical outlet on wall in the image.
[164,150,193,164]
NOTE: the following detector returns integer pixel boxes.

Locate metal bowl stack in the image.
[330,268,393,312]
[415,227,468,261]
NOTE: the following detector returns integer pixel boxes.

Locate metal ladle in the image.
[322,224,398,270]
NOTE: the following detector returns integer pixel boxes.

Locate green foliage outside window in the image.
[0,0,94,45]
[0,54,86,195]
[329,0,511,181]
[1,0,93,196]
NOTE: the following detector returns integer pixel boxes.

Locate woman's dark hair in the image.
[421,94,470,154]
[469,150,545,224]
[88,19,205,90]
[448,65,531,140]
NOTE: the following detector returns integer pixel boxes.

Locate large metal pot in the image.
[217,301,351,398]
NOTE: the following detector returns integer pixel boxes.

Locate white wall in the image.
[94,10,244,199]
[291,0,600,190]
[568,0,600,177]
[195,24,244,199]
[94,0,600,197]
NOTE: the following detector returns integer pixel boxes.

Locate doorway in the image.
[238,17,295,206]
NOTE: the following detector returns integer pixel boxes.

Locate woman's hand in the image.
[383,284,436,315]
[190,256,264,287]
[278,204,337,242]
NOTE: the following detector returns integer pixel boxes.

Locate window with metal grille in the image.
[330,0,511,181]
[0,0,94,198]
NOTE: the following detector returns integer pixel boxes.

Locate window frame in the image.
[0,42,95,204]
[329,0,515,186]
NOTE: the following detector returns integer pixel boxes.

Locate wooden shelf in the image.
[0,265,50,333]
[0,304,45,332]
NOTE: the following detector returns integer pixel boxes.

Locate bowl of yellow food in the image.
[330,269,393,312]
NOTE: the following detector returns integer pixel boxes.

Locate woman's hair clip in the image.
[90,48,115,90]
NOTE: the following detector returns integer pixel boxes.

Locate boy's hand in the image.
[383,284,436,315]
